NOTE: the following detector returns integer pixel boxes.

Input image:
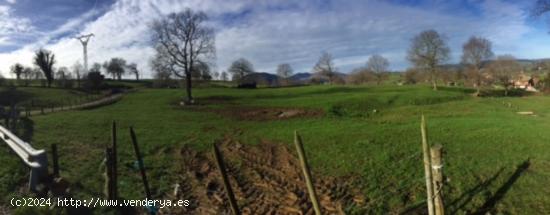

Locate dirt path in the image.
[162,139,366,214]
[22,93,123,117]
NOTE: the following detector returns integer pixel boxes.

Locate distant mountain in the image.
[240,72,280,86]
[289,73,312,81]
[439,58,549,71]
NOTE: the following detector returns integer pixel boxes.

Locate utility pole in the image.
[76,33,94,72]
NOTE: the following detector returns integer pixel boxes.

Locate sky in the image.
[0,0,549,78]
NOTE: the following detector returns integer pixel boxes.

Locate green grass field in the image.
[0,86,95,109]
[2,83,550,214]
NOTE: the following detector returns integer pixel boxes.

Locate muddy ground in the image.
[188,96,324,121]
[212,107,324,121]
[160,139,366,214]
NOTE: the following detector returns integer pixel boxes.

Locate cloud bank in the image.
[0,0,548,78]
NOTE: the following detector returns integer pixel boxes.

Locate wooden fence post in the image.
[51,144,59,177]
[431,145,444,215]
[105,147,114,200]
[294,131,322,215]
[111,121,118,200]
[129,127,152,200]
[213,143,240,215]
[421,115,435,215]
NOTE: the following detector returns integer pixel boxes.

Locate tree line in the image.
[3,49,141,92]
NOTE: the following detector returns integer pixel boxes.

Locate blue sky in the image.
[0,0,549,78]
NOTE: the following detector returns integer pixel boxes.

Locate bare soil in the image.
[161,139,366,214]
[212,107,324,121]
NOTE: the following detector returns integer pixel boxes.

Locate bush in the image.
[237,82,257,89]
[83,71,105,91]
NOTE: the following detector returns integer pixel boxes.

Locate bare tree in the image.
[276,63,293,78]
[150,56,174,88]
[33,49,56,88]
[22,67,33,86]
[90,63,102,73]
[127,63,140,81]
[346,67,375,85]
[367,54,390,85]
[488,55,521,96]
[151,8,216,104]
[10,63,24,82]
[403,67,426,84]
[212,71,220,80]
[312,52,337,84]
[103,58,126,80]
[56,66,74,88]
[407,30,450,90]
[220,71,229,81]
[192,61,212,81]
[72,61,84,88]
[228,58,255,81]
[276,63,293,86]
[461,36,493,94]
[31,67,44,86]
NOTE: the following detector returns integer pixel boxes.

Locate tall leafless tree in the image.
[151,8,215,104]
[276,63,293,78]
[220,71,229,81]
[191,61,212,81]
[367,54,390,85]
[33,49,56,88]
[312,52,337,84]
[127,63,140,81]
[407,30,450,90]
[22,67,33,86]
[277,63,293,86]
[461,36,493,94]
[228,58,255,81]
[72,61,83,88]
[488,55,520,96]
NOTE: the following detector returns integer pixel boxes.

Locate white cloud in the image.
[0,5,34,46]
[0,0,547,78]
[5,0,16,4]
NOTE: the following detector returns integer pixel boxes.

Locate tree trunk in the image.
[431,67,438,91]
[185,72,193,104]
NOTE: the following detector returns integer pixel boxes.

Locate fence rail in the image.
[0,125,48,191]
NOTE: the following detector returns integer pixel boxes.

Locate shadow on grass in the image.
[473,159,531,214]
[404,159,530,215]
[448,168,504,214]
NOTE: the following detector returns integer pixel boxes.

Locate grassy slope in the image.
[0,86,91,108]
[1,84,550,213]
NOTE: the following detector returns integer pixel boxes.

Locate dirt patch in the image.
[162,139,366,214]
[213,107,324,121]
